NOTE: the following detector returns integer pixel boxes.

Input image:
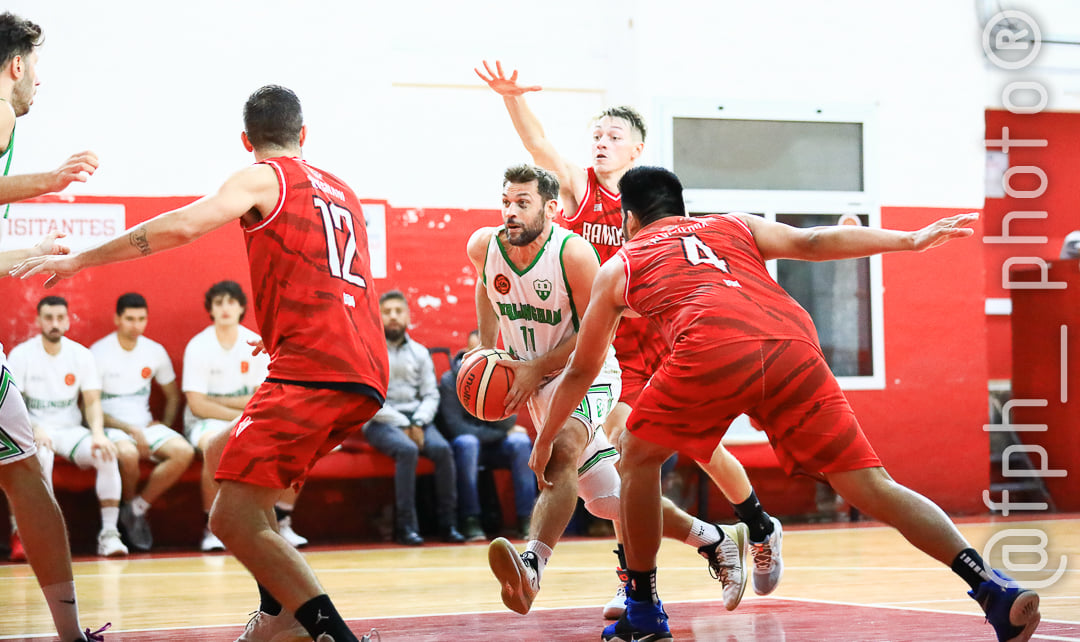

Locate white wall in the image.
[9,0,1065,210]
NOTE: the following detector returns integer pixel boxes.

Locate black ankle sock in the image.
[625,568,659,604]
[733,491,773,542]
[614,544,628,569]
[273,505,290,522]
[952,548,991,591]
[257,583,282,616]
[295,594,357,642]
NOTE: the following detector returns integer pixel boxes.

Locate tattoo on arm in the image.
[129,229,152,256]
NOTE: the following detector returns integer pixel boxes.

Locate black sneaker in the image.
[461,516,487,542]
[970,569,1041,642]
[442,526,466,543]
[118,503,153,551]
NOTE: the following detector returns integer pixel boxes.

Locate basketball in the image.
[456,348,516,421]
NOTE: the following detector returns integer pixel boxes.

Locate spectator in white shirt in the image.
[91,292,195,551]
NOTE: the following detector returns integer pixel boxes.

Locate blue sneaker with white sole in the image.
[969,569,1041,642]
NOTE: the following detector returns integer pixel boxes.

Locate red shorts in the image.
[613,316,666,405]
[628,337,881,477]
[216,381,382,491]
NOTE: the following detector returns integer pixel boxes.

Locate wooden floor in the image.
[0,515,1077,641]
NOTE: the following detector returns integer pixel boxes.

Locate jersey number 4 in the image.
[314,196,367,288]
[680,234,729,273]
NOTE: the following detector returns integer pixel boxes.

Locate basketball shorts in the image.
[47,425,134,464]
[629,337,881,477]
[216,380,382,491]
[0,365,37,465]
[120,423,186,461]
[528,365,621,507]
[184,417,236,450]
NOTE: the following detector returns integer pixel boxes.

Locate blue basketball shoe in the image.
[969,569,1041,642]
[601,597,672,641]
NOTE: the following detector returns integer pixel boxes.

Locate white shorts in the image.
[528,366,622,507]
[184,417,235,451]
[119,423,186,461]
[0,366,37,465]
[46,425,134,465]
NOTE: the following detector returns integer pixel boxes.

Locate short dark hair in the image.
[379,289,407,307]
[503,164,560,205]
[204,280,247,321]
[596,106,646,142]
[618,166,686,227]
[0,13,42,69]
[116,292,148,316]
[243,85,303,150]
[37,295,67,313]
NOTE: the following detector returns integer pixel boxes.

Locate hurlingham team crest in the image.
[533,279,552,301]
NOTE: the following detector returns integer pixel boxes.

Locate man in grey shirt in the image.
[364,290,463,546]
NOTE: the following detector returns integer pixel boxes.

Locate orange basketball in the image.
[456,348,516,422]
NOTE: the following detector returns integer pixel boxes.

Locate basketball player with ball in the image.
[467,163,752,619]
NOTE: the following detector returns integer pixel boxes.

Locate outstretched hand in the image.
[9,253,82,288]
[474,60,542,97]
[911,212,979,252]
[50,150,99,193]
[32,232,70,258]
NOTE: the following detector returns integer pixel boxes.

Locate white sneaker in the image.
[277,516,309,548]
[697,522,749,611]
[750,517,784,595]
[602,577,628,620]
[488,537,539,615]
[235,609,308,642]
[97,528,129,557]
[202,527,226,552]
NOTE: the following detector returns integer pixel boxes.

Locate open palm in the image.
[475,60,542,97]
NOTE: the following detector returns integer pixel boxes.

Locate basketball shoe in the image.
[488,537,540,614]
[601,597,672,642]
[202,527,226,552]
[970,569,1041,642]
[9,530,25,562]
[235,609,308,642]
[82,622,111,641]
[119,503,153,551]
[277,516,308,548]
[697,522,748,610]
[97,529,128,557]
[749,516,784,595]
[604,548,630,619]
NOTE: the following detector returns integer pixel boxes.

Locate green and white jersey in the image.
[483,224,618,370]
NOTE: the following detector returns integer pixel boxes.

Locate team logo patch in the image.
[64,373,76,386]
[494,274,511,295]
[533,279,552,301]
[141,367,152,379]
[241,361,250,374]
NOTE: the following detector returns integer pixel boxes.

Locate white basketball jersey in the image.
[91,332,176,428]
[483,225,618,371]
[181,325,269,427]
[6,336,101,429]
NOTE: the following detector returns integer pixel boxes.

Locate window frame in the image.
[655,98,885,390]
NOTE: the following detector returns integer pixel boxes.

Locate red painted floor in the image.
[8,597,1079,641]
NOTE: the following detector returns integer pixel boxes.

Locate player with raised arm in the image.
[476,61,784,613]
[536,166,1040,642]
[15,85,385,642]
[472,164,750,619]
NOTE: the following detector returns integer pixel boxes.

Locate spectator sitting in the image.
[6,296,131,557]
[437,330,535,541]
[91,292,196,551]
[363,290,463,546]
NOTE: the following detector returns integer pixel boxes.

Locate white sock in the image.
[131,496,151,516]
[684,519,721,548]
[42,581,83,641]
[525,540,553,581]
[101,506,120,531]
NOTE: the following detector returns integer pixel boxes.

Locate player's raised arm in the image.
[475,60,587,212]
[11,163,279,286]
[737,212,979,263]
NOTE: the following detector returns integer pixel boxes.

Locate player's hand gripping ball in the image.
[456,348,516,421]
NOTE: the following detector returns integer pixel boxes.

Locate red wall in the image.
[983,110,1080,380]
[0,198,991,513]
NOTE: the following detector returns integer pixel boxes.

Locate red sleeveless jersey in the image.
[557,167,624,263]
[619,214,819,350]
[242,157,389,396]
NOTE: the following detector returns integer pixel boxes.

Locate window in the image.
[659,100,884,389]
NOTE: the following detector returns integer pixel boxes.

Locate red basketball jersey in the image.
[619,214,819,350]
[242,157,388,395]
[557,167,624,263]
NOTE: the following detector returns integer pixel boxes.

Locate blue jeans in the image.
[363,421,456,533]
[452,432,536,522]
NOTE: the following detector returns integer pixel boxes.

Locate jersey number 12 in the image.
[314,196,367,288]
